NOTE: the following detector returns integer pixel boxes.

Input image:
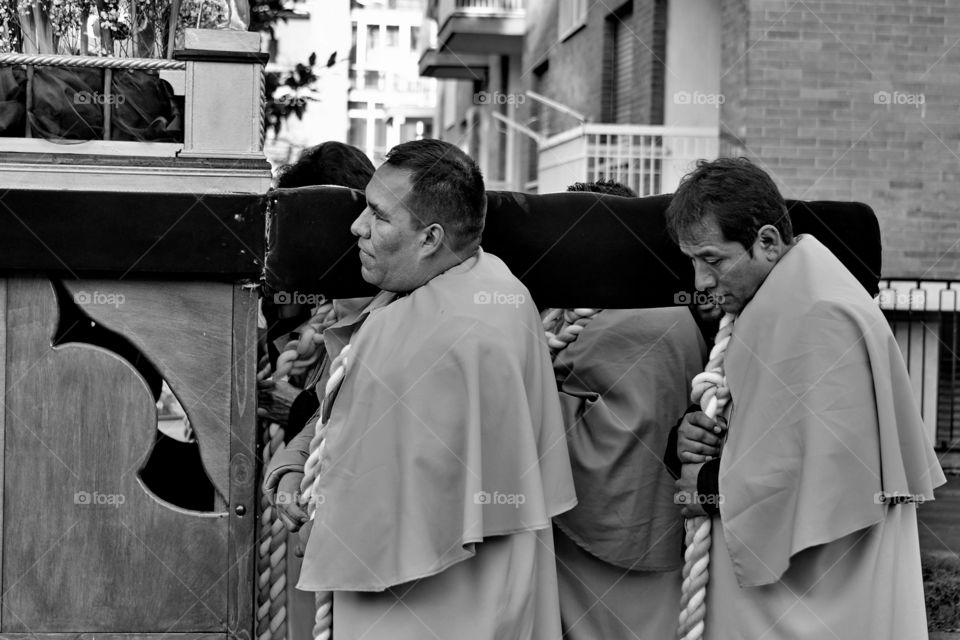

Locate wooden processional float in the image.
[0,28,270,639]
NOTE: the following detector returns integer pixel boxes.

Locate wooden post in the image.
[175,29,267,159]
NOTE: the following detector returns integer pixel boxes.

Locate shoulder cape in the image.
[721,235,945,587]
[298,250,578,591]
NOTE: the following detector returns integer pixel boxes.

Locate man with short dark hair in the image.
[666,157,944,639]
[263,139,576,639]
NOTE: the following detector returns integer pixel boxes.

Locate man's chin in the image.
[716,297,739,315]
[359,266,378,287]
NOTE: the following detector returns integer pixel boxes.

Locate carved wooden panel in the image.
[1,278,255,635]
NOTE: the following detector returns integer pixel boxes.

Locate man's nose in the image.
[694,263,716,292]
[351,209,371,237]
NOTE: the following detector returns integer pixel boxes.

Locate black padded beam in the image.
[264,186,881,309]
[0,190,264,279]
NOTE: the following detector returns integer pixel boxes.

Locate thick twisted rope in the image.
[0,52,186,69]
[274,302,338,380]
[253,301,336,640]
[257,419,288,640]
[677,312,735,640]
[542,307,602,359]
[298,342,352,640]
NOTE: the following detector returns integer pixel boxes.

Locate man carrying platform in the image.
[262,139,577,639]
[667,157,945,639]
[549,180,709,639]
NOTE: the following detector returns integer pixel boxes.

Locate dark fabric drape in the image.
[24,66,181,142]
[264,186,882,308]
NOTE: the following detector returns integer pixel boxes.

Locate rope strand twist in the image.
[299,342,352,640]
[677,312,736,640]
[543,307,602,358]
[256,419,289,640]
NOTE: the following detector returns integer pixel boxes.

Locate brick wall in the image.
[721,0,960,279]
[522,0,666,135]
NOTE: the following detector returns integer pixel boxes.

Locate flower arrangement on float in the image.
[0,0,248,141]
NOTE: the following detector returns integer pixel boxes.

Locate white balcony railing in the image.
[537,124,719,196]
[438,0,524,15]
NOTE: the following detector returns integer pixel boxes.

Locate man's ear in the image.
[420,223,445,258]
[756,224,785,261]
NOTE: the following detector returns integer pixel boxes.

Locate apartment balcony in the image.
[434,0,525,55]
[537,124,719,196]
[417,13,488,80]
[419,48,489,80]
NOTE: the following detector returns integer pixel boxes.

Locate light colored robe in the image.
[267,249,577,639]
[705,234,945,639]
[552,307,707,639]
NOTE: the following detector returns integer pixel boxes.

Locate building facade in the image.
[347,0,435,166]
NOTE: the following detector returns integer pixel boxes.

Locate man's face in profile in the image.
[350,165,425,292]
[679,215,775,315]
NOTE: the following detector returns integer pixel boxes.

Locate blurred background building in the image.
[265,0,434,168]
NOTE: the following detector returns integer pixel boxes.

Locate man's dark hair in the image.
[566,179,637,197]
[665,157,792,251]
[385,139,486,252]
[275,141,375,190]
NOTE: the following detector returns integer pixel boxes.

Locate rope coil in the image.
[677,312,736,640]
